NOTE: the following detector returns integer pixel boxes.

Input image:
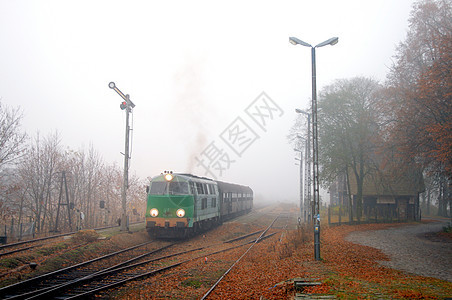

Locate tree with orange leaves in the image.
[382,0,451,216]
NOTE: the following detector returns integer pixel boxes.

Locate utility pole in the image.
[299,149,303,220]
[109,82,135,232]
[294,146,304,220]
[54,171,72,232]
[295,109,311,224]
[304,137,311,223]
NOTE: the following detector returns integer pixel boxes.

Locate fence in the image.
[1,222,35,244]
[327,205,408,226]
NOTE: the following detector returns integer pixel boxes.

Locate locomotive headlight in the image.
[176,209,185,218]
[164,173,173,181]
[150,208,159,217]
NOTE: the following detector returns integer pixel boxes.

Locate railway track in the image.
[0,222,143,257]
[0,223,146,287]
[1,233,275,299]
[52,243,253,299]
[0,240,165,299]
[21,245,199,299]
[200,213,282,299]
[2,221,282,299]
[0,235,70,259]
[0,244,43,259]
[1,205,297,299]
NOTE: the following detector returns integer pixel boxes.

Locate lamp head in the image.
[330,37,339,45]
[289,37,312,48]
[295,108,309,116]
[315,37,339,48]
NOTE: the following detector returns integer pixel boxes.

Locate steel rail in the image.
[25,233,278,299]
[0,221,143,251]
[223,230,263,243]
[0,233,72,251]
[23,244,181,299]
[62,237,269,299]
[200,214,280,300]
[0,244,42,258]
[0,241,157,299]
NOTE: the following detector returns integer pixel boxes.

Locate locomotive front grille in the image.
[147,218,189,228]
[176,222,185,228]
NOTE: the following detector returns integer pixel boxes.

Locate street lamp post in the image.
[108,82,136,232]
[290,36,338,261]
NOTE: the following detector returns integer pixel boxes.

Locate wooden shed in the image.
[348,168,425,221]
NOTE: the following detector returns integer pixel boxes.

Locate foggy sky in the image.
[0,0,415,203]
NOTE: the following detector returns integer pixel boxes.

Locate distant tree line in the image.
[0,102,146,236]
[290,0,451,218]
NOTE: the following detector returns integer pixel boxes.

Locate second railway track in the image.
[1,204,299,299]
[0,240,167,299]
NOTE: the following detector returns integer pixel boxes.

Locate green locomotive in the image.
[145,171,253,238]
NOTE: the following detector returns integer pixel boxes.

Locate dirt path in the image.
[346,219,452,282]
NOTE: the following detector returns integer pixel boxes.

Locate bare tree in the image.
[99,163,123,226]
[19,132,63,233]
[0,102,146,234]
[126,173,147,222]
[0,101,27,170]
[82,145,103,227]
[0,101,28,223]
[63,145,104,228]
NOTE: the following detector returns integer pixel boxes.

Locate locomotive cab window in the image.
[168,182,189,195]
[149,182,167,195]
[149,181,189,195]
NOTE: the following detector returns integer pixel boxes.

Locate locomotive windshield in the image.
[149,181,190,195]
[169,182,189,194]
[149,182,166,194]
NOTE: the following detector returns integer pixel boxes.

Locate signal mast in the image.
[108,82,135,231]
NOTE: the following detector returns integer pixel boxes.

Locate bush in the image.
[277,227,312,260]
[72,230,99,243]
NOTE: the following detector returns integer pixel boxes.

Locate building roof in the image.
[348,168,425,197]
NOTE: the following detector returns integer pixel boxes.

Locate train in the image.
[145,171,253,238]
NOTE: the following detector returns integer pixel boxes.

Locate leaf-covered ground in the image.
[3,215,450,299]
[311,223,452,299]
[115,222,452,299]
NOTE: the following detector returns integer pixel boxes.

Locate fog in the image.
[0,0,415,203]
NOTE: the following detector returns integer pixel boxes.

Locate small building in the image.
[348,168,425,221]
